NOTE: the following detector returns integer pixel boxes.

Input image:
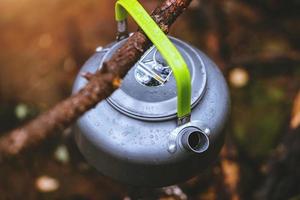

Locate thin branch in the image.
[219,143,241,200]
[0,0,193,160]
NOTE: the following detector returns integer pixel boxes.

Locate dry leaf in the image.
[290,91,300,129]
[36,175,60,192]
[229,68,249,88]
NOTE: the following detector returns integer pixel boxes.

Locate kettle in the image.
[73,0,230,187]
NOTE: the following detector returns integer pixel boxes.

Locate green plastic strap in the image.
[115,0,192,119]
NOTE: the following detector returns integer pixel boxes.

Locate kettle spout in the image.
[180,127,209,154]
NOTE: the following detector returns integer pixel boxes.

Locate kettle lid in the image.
[101,37,207,121]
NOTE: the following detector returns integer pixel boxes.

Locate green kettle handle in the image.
[115,0,192,124]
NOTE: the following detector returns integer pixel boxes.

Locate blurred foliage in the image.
[232,77,289,158]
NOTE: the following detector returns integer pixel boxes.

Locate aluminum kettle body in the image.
[73,37,230,187]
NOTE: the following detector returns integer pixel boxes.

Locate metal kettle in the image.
[73,0,230,187]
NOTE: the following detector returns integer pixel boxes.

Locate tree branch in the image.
[0,0,193,160]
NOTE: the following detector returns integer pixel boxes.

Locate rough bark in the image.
[0,0,193,160]
[255,127,300,200]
